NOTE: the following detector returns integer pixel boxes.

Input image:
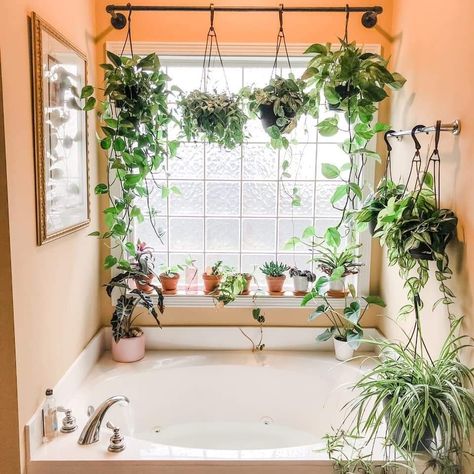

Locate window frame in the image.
[106,41,379,307]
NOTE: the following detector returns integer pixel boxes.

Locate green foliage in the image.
[375,181,457,315]
[160,263,184,277]
[334,319,474,471]
[303,40,404,226]
[205,260,232,276]
[216,273,251,306]
[83,52,177,271]
[302,276,384,347]
[178,90,248,149]
[242,75,311,147]
[312,242,362,280]
[259,261,290,277]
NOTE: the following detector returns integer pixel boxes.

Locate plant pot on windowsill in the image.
[292,275,310,295]
[333,336,354,361]
[135,273,155,294]
[327,277,348,298]
[240,274,253,295]
[202,274,222,294]
[111,331,145,363]
[259,103,295,133]
[159,273,180,295]
[265,275,286,295]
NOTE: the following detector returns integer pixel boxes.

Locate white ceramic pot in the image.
[111,334,145,363]
[292,275,309,293]
[333,337,354,361]
[328,277,346,296]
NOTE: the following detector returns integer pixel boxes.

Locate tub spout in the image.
[78,395,130,445]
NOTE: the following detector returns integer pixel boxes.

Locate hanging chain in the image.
[200,3,230,93]
[271,4,292,77]
[120,3,134,57]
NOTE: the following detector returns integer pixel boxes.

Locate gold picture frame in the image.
[30,12,90,245]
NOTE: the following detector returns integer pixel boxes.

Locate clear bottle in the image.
[185,257,199,294]
[42,389,58,442]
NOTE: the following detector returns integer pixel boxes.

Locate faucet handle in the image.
[57,406,78,433]
[87,405,94,417]
[106,421,125,453]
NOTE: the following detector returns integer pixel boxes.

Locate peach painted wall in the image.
[1,1,100,471]
[94,0,395,329]
[380,0,474,360]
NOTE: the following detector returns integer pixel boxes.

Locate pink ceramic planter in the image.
[111,334,145,362]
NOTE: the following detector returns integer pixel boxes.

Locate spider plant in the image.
[312,242,362,280]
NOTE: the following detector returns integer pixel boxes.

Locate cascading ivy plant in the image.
[178,90,248,149]
[302,40,406,243]
[87,51,180,271]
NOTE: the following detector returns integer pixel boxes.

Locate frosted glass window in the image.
[131,56,368,291]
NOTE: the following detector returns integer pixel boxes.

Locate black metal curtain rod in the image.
[106,4,383,13]
[106,4,383,29]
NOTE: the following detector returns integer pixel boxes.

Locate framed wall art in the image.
[30,12,90,245]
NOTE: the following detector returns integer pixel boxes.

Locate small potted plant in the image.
[178,90,248,149]
[105,260,164,363]
[312,243,362,297]
[215,272,252,306]
[131,241,156,293]
[184,256,199,293]
[202,260,227,294]
[289,267,316,295]
[242,75,309,135]
[240,272,253,295]
[260,261,290,295]
[159,264,184,295]
[302,276,385,361]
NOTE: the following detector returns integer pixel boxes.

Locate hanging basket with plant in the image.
[178,6,247,149]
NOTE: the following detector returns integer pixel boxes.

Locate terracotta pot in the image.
[135,273,154,293]
[111,334,145,363]
[240,274,253,295]
[202,273,221,294]
[333,337,354,361]
[266,275,286,294]
[159,273,180,294]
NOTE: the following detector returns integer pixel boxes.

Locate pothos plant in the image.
[178,90,248,149]
[86,51,180,272]
[302,40,406,243]
[302,276,385,347]
[375,176,458,316]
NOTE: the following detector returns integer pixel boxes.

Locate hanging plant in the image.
[85,51,179,271]
[326,318,474,472]
[302,29,406,244]
[178,90,247,149]
[242,75,309,144]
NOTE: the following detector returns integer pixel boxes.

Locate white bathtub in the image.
[27,327,381,473]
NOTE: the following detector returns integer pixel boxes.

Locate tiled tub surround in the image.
[27,327,383,474]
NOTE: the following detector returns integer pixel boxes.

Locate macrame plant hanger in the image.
[120,3,134,57]
[200,4,229,93]
[271,4,292,78]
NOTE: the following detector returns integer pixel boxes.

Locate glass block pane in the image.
[243,67,274,88]
[315,182,344,217]
[135,180,167,217]
[153,252,169,270]
[135,217,168,251]
[246,118,271,143]
[205,253,239,272]
[317,111,349,143]
[206,182,240,216]
[278,218,313,253]
[167,66,202,93]
[169,252,204,279]
[316,144,351,180]
[169,181,204,216]
[281,144,316,180]
[279,182,314,217]
[169,218,204,251]
[242,144,278,180]
[292,115,318,143]
[242,219,276,251]
[169,143,204,179]
[205,66,243,94]
[242,182,277,216]
[206,144,241,179]
[206,218,240,251]
[276,253,313,277]
[241,253,275,288]
[314,218,347,247]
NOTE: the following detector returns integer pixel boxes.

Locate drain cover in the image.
[153,426,161,433]
[260,416,274,425]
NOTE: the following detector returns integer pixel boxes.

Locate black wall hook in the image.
[384,129,395,153]
[411,124,426,151]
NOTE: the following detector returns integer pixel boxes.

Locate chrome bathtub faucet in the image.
[78,395,130,445]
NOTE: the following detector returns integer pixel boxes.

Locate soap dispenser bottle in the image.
[42,388,58,442]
